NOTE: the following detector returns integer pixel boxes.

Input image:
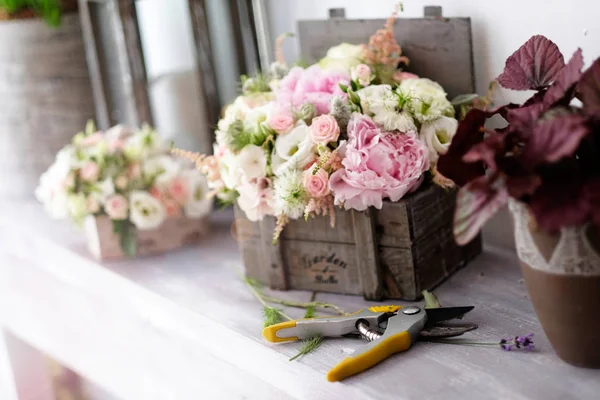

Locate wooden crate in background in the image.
[237,6,482,301]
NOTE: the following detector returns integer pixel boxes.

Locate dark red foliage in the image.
[497,35,565,91]
[444,35,599,241]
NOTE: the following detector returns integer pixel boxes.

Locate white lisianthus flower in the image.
[35,147,75,219]
[129,191,166,230]
[237,178,276,221]
[273,169,307,220]
[419,116,458,163]
[182,170,213,218]
[143,155,182,187]
[398,78,454,123]
[216,147,241,190]
[273,124,316,175]
[357,85,397,115]
[93,177,115,204]
[236,144,267,180]
[373,110,417,133]
[243,103,272,134]
[124,127,165,160]
[319,43,363,73]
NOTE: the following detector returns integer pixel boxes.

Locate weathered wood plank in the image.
[352,209,383,300]
[298,17,475,98]
[378,246,416,299]
[85,215,210,260]
[375,201,411,248]
[259,217,288,290]
[0,13,95,200]
[282,240,362,295]
[407,184,456,241]
[281,206,355,243]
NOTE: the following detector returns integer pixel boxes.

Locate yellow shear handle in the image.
[327,331,412,382]
[263,320,298,343]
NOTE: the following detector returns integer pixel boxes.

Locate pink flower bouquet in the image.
[36,122,212,256]
[179,10,467,241]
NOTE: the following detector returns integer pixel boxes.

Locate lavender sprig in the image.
[427,333,535,351]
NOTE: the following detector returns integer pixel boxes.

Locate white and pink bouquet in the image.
[36,122,212,255]
[186,11,459,241]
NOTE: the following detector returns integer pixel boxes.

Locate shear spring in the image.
[357,321,382,342]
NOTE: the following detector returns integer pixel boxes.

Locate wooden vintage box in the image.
[85,215,209,260]
[237,186,482,301]
[237,7,482,300]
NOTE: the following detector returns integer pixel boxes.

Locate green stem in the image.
[244,279,293,321]
[261,296,348,316]
[425,339,499,347]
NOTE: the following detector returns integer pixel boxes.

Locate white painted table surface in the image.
[0,203,599,400]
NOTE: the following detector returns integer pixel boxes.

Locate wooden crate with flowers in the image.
[178,7,483,300]
[36,123,213,260]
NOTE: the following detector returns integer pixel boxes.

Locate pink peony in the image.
[105,195,128,220]
[168,177,190,204]
[303,166,330,198]
[277,65,350,115]
[267,113,295,134]
[80,162,100,182]
[329,114,429,211]
[309,115,340,145]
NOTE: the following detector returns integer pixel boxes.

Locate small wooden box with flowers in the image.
[37,123,213,260]
[181,7,483,300]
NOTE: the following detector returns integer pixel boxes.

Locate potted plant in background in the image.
[0,0,95,200]
[438,35,600,368]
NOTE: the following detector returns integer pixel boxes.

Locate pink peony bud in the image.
[303,167,330,198]
[105,195,128,220]
[267,114,295,134]
[309,115,340,145]
[80,162,100,182]
[352,64,372,86]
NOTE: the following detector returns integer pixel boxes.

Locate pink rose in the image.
[109,138,125,152]
[277,65,350,115]
[303,166,330,198]
[309,115,340,145]
[393,71,419,83]
[352,64,372,86]
[168,177,190,204]
[80,132,103,147]
[162,198,182,217]
[329,114,429,211]
[105,195,128,220]
[267,113,295,134]
[80,162,100,182]
[128,163,142,179]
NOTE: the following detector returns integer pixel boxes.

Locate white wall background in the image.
[266,0,600,104]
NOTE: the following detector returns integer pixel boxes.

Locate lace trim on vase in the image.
[509,200,600,275]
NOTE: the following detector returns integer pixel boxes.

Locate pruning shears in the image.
[263,304,477,382]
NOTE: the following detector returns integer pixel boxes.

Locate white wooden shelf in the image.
[0,203,599,399]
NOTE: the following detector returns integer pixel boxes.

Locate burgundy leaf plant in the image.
[438,35,600,245]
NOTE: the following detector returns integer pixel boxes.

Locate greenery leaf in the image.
[422,290,442,309]
[112,220,137,257]
[0,0,64,27]
[263,306,286,328]
[304,305,316,319]
[289,336,323,361]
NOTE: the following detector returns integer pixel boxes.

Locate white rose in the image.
[183,170,213,219]
[357,85,397,115]
[319,43,363,73]
[236,144,267,180]
[419,116,458,163]
[373,110,417,133]
[129,191,166,230]
[398,78,454,123]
